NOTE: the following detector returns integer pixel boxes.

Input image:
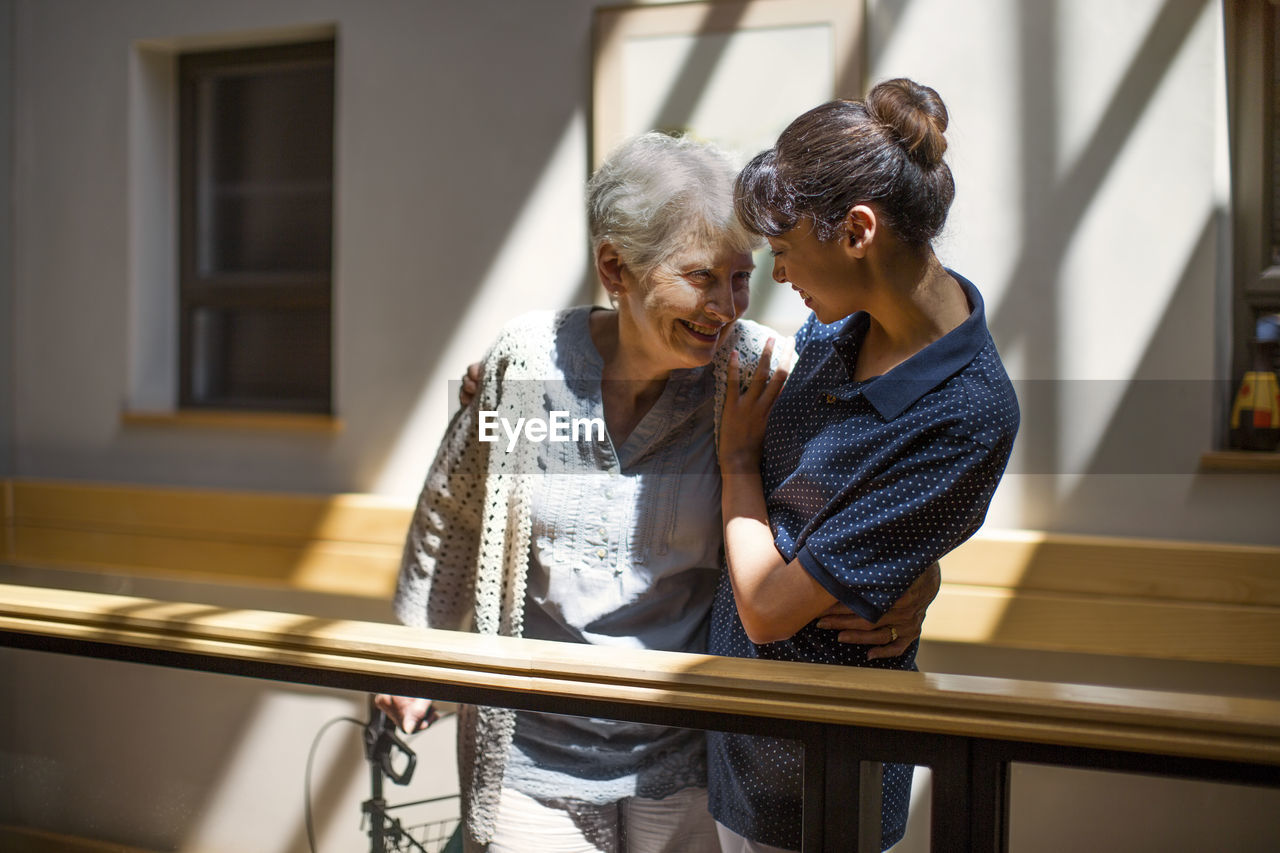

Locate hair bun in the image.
[866,78,949,168]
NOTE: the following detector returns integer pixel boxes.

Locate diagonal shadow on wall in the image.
[991,0,1211,528]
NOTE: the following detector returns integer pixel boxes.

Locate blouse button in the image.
[596,548,606,559]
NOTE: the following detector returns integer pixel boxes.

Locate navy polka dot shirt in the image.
[708,272,1019,851]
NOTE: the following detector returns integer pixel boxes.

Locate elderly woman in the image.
[378,132,937,853]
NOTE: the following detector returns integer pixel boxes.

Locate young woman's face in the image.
[620,244,753,373]
[767,220,856,324]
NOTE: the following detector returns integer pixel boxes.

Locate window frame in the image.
[176,38,335,415]
[1227,1,1280,399]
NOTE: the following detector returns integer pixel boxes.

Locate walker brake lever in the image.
[364,706,417,786]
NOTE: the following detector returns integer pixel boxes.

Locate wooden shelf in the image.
[122,409,342,433]
[1198,450,1280,472]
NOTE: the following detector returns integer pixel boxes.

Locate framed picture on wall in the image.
[592,0,865,332]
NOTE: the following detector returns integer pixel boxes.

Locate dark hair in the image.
[735,78,955,247]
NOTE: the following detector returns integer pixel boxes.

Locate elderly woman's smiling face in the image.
[620,243,753,373]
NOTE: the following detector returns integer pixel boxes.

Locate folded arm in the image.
[718,342,833,643]
[719,340,947,648]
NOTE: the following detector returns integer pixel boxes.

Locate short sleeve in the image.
[793,430,1012,621]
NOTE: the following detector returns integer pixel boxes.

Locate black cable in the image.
[305,715,364,853]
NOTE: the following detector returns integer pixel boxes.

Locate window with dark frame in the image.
[1272,14,1280,272]
[1227,1,1280,450]
[1259,4,1280,326]
[178,40,335,414]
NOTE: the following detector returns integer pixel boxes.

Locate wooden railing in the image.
[2,583,1278,853]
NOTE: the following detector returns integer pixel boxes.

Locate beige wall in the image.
[10,0,598,496]
[0,0,13,477]
[4,0,1277,542]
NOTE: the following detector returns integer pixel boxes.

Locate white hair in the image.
[587,132,761,282]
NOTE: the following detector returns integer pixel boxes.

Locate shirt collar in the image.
[832,271,991,420]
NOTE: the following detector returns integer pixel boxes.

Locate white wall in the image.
[866,0,1280,545]
[11,0,596,496]
[8,0,1278,545]
[0,0,13,477]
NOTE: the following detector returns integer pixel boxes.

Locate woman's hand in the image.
[458,362,482,408]
[374,694,437,735]
[816,562,941,660]
[719,339,788,475]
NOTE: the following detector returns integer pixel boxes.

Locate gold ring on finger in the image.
[889,626,898,643]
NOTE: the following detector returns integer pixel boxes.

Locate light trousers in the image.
[470,785,722,853]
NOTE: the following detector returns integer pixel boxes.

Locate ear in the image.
[595,243,626,296]
[841,205,878,258]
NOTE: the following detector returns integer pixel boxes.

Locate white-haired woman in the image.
[378,132,938,853]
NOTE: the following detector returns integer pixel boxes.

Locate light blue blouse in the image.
[504,306,723,803]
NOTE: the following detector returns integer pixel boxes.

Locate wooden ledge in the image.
[3,479,409,544]
[122,409,344,433]
[2,479,409,598]
[936,529,1280,667]
[2,583,1279,767]
[0,825,155,853]
[1199,450,1280,472]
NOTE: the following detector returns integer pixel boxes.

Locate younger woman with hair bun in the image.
[711,79,1020,851]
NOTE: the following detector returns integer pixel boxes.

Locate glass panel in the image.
[0,645,461,853]
[206,188,333,275]
[892,765,932,852]
[188,306,330,409]
[195,63,334,276]
[1007,762,1280,852]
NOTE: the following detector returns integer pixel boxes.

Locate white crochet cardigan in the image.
[393,308,789,846]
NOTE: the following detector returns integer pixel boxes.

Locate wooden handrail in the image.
[1,583,1277,766]
[6,581,1279,852]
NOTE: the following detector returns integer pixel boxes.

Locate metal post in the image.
[929,737,975,852]
[801,724,828,853]
[802,724,882,853]
[369,754,386,853]
[970,739,1011,852]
